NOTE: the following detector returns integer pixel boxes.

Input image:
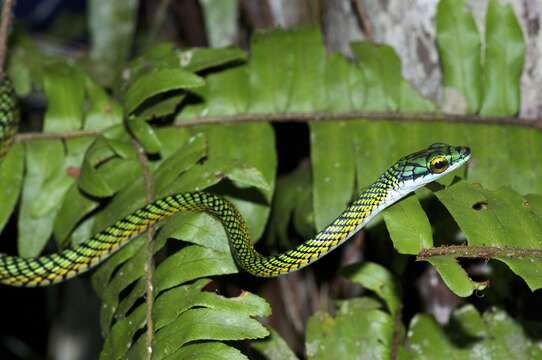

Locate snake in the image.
[0,75,471,287]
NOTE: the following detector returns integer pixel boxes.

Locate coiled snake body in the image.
[0,76,471,287]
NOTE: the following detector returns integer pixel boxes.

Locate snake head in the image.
[390,143,471,191]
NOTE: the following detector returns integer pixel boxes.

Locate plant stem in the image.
[13,111,542,143]
[15,129,99,142]
[417,245,542,260]
[132,138,156,360]
[173,111,542,128]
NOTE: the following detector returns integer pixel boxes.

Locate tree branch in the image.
[12,111,542,143]
[15,129,99,142]
[0,0,15,76]
[132,139,156,360]
[173,111,542,128]
[417,245,542,261]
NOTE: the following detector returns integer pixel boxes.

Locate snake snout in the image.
[456,146,471,157]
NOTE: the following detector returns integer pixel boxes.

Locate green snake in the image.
[0,76,471,287]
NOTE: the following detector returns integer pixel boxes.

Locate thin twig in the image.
[12,111,542,143]
[0,0,15,76]
[132,139,156,360]
[15,129,99,142]
[417,245,542,260]
[173,111,542,128]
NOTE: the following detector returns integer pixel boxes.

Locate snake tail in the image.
[0,143,471,287]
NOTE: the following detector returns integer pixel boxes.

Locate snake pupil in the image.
[430,157,449,173]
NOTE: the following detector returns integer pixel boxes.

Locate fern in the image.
[2,0,541,358]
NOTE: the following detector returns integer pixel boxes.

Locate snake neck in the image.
[245,174,400,277]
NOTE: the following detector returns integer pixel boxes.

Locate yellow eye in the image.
[429,156,449,174]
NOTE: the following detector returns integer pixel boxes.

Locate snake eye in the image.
[429,156,449,174]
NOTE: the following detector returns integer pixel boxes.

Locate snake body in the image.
[0,76,471,287]
[0,76,18,157]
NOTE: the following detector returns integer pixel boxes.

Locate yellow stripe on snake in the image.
[0,76,471,287]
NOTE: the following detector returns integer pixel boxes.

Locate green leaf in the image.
[111,245,238,326]
[154,127,195,159]
[124,68,204,114]
[154,132,207,195]
[479,0,525,116]
[288,27,326,112]
[404,305,542,359]
[310,121,355,230]
[226,166,271,192]
[157,212,229,253]
[167,343,248,360]
[0,143,23,233]
[341,261,401,316]
[42,63,85,132]
[351,41,401,111]
[79,156,115,197]
[203,123,277,240]
[247,29,295,113]
[18,141,70,256]
[7,38,36,96]
[435,181,542,291]
[399,80,437,113]
[53,183,98,248]
[31,170,73,219]
[98,236,155,333]
[154,245,238,293]
[324,53,365,111]
[436,0,482,113]
[181,66,249,117]
[383,195,433,255]
[91,131,206,232]
[91,235,145,299]
[84,76,124,130]
[252,328,299,360]
[153,279,270,331]
[426,257,483,298]
[306,300,393,360]
[101,276,269,360]
[34,137,92,220]
[181,47,246,73]
[126,116,162,154]
[347,122,542,202]
[381,188,486,297]
[101,304,146,360]
[135,93,186,122]
[78,134,138,198]
[292,185,315,239]
[128,308,269,360]
[80,127,140,197]
[69,216,96,247]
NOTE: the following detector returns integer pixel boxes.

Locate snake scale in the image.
[0,75,471,287]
